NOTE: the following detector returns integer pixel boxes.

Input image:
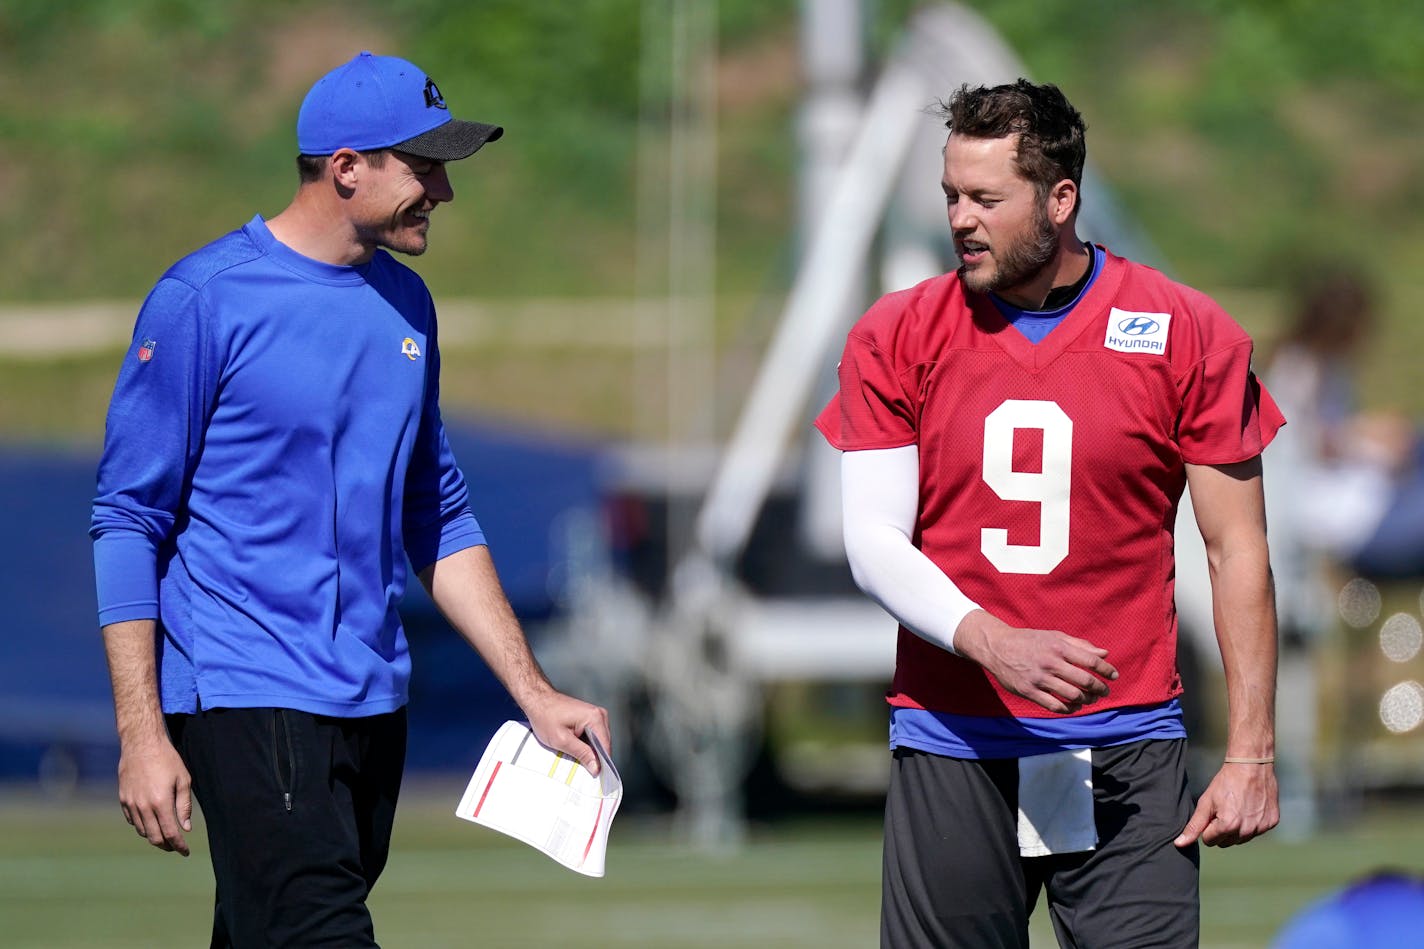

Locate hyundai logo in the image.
[1117,316,1160,336]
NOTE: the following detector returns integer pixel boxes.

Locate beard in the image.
[959,205,1060,297]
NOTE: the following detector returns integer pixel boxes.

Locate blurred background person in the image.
[1263,268,1424,583]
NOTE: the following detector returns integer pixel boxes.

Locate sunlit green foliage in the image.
[1,0,1421,434]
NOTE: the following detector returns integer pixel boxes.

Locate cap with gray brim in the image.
[297,51,503,161]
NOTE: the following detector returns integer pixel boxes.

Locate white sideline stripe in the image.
[0,297,734,358]
[0,303,134,356]
[0,841,877,895]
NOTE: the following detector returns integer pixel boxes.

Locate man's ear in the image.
[329,149,362,189]
[1048,178,1078,225]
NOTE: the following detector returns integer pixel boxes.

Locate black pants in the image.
[882,739,1200,949]
[167,707,407,949]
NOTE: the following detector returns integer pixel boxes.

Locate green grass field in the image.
[3,781,1422,948]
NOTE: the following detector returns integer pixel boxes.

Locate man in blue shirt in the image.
[91,51,611,947]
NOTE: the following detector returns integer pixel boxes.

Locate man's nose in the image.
[948,200,974,233]
[426,164,454,203]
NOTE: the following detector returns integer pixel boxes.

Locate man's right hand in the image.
[954,610,1118,714]
[117,738,193,857]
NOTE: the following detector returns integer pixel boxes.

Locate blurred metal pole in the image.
[634,0,672,445]
[635,0,717,488]
[638,0,741,850]
[795,0,871,560]
[797,0,865,253]
[666,0,719,517]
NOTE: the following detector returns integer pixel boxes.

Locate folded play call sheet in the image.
[455,720,622,877]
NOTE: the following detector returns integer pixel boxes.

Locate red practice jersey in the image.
[815,248,1284,718]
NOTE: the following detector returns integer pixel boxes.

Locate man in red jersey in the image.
[816,80,1282,948]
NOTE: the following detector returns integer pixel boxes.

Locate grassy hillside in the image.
[0,0,796,303]
[2,0,1421,440]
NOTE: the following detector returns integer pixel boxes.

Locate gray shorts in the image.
[881,738,1199,949]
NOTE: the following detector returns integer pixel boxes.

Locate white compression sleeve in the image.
[841,446,981,656]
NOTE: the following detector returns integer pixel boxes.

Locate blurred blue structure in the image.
[1272,872,1424,948]
[0,420,608,786]
[0,449,116,785]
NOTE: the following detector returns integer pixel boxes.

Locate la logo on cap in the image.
[423,78,447,111]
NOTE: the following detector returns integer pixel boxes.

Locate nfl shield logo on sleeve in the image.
[137,337,157,362]
[1104,309,1170,355]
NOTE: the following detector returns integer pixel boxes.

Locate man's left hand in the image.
[1174,762,1279,848]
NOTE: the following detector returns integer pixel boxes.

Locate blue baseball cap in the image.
[297,51,503,161]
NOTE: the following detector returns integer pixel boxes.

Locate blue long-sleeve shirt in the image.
[91,215,485,716]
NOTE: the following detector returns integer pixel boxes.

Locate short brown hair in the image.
[295,148,390,183]
[936,80,1086,203]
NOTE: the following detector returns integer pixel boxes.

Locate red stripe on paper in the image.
[472,761,502,818]
[581,797,605,864]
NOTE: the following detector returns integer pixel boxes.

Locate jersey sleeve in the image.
[90,277,219,626]
[1175,318,1286,466]
[402,304,486,573]
[815,322,918,451]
